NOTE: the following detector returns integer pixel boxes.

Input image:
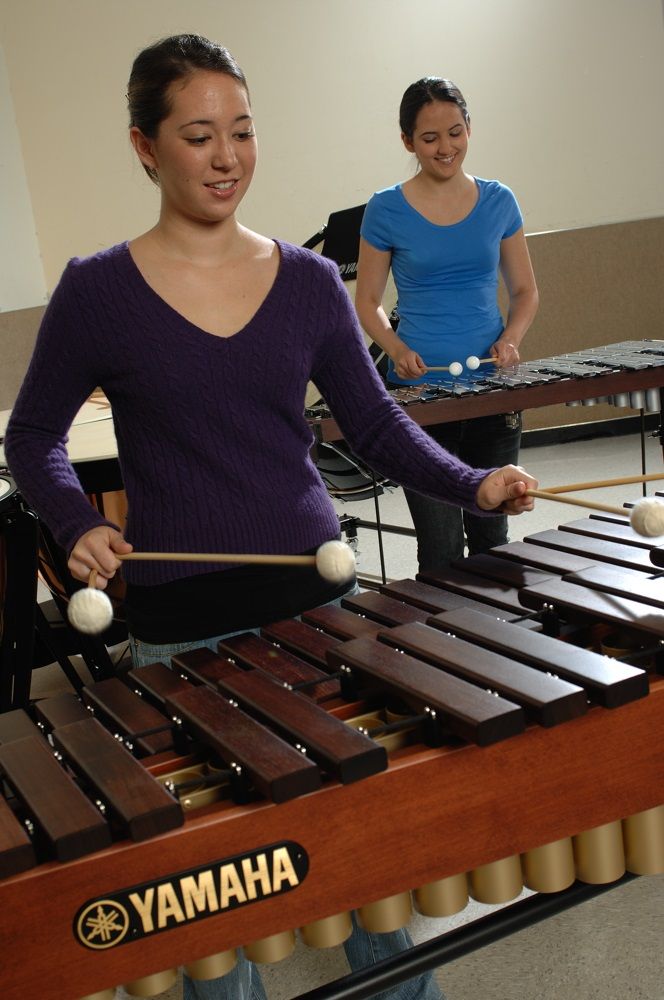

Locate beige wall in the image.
[0,40,46,310]
[1,0,664,294]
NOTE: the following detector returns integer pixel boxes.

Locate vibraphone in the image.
[306,339,664,441]
[1,512,663,1000]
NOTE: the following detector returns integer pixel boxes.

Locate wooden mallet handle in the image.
[119,552,316,566]
[541,472,664,495]
[525,489,628,517]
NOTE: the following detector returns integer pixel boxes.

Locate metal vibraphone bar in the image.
[1,515,663,1000]
[306,340,664,442]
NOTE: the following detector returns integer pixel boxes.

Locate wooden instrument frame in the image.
[1,677,662,1000]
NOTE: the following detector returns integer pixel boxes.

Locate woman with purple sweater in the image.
[5,34,536,1000]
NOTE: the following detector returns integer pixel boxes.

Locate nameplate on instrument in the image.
[73,840,308,950]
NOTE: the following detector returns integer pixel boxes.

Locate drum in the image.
[0,472,17,512]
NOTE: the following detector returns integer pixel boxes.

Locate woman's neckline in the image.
[122,237,284,342]
[397,176,481,229]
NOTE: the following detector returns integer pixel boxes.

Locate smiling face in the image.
[402,99,470,182]
[130,69,257,225]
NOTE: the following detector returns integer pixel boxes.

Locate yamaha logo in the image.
[74,841,308,950]
[77,900,131,950]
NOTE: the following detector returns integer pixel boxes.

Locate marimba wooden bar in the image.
[1,522,663,1000]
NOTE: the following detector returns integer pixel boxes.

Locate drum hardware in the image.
[0,474,40,712]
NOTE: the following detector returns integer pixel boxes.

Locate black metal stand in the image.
[37,522,121,683]
[0,502,39,711]
[292,875,637,1000]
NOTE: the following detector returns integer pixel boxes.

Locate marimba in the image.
[1,517,663,1000]
[307,339,664,441]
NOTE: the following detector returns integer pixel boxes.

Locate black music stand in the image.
[303,203,366,281]
[0,487,39,711]
[303,205,405,585]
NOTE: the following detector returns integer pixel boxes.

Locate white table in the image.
[0,392,118,470]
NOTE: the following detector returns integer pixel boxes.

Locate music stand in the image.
[304,204,399,584]
[303,204,366,282]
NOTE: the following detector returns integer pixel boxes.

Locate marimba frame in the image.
[1,672,662,1000]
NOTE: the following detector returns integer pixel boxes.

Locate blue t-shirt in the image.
[360,178,523,384]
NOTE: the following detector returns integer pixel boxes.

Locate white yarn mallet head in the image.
[466,355,495,371]
[67,570,114,635]
[448,361,463,377]
[629,496,664,537]
[314,540,356,584]
[66,543,356,635]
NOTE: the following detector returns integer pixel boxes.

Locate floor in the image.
[30,429,664,1000]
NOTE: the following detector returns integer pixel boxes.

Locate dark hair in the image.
[399,78,469,138]
[127,34,249,182]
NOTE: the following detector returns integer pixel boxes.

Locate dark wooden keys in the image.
[519,578,664,639]
[215,670,387,784]
[524,529,656,573]
[33,693,91,731]
[171,646,240,686]
[341,591,430,627]
[491,540,597,575]
[380,621,587,726]
[0,795,36,878]
[260,619,339,670]
[559,517,660,550]
[301,603,381,640]
[0,710,41,745]
[0,736,111,861]
[417,566,528,615]
[432,607,648,708]
[381,577,532,625]
[83,678,174,754]
[218,633,340,701]
[165,686,321,802]
[52,718,184,841]
[326,637,524,746]
[450,553,560,589]
[566,564,664,609]
[127,661,192,709]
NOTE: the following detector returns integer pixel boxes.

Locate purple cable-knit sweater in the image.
[5,240,492,586]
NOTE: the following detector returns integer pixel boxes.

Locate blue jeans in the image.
[129,600,444,1000]
[182,916,444,999]
[404,411,522,573]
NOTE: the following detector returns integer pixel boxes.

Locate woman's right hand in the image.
[393,344,427,380]
[68,526,133,587]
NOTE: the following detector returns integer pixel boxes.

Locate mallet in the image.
[525,490,664,538]
[67,540,356,635]
[426,361,464,377]
[465,356,495,370]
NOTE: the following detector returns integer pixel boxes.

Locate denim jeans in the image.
[404,411,522,573]
[130,596,444,1000]
[182,915,444,999]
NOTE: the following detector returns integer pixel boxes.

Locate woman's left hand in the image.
[476,464,538,514]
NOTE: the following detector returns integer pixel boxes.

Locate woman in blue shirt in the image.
[356,77,539,572]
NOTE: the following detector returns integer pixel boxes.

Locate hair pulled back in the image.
[127,34,248,182]
[399,77,469,138]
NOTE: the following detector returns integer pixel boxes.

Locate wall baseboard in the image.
[521,413,660,449]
